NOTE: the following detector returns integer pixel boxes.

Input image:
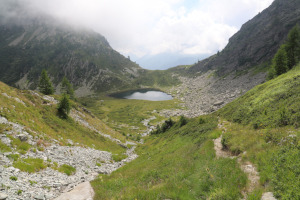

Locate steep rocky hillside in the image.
[189,0,300,76]
[0,2,144,96]
[0,81,137,199]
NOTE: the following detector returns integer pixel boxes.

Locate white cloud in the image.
[19,0,273,57]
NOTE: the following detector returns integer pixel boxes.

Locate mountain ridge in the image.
[0,2,144,96]
[189,0,300,76]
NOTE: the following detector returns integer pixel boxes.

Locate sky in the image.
[4,0,274,63]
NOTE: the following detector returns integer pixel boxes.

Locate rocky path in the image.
[214,121,276,200]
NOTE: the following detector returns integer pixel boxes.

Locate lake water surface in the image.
[111,89,173,101]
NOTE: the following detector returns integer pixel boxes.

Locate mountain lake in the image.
[110,89,173,101]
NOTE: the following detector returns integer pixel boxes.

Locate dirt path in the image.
[214,121,276,200]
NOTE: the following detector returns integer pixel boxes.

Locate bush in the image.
[179,115,188,127]
[10,176,17,181]
[161,118,174,132]
[151,118,174,135]
[199,117,205,124]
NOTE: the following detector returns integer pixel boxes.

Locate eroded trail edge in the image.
[214,121,276,200]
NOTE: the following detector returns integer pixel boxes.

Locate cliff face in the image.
[189,0,300,75]
[0,4,143,96]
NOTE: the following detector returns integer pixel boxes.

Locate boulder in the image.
[17,134,28,142]
[0,192,8,200]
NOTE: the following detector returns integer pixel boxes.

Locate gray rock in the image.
[213,101,224,106]
[34,194,45,200]
[0,192,8,200]
[17,134,28,142]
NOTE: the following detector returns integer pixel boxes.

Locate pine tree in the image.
[61,76,74,99]
[39,70,54,95]
[273,46,288,76]
[57,93,71,119]
[285,24,300,69]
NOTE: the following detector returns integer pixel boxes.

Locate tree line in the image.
[269,24,300,78]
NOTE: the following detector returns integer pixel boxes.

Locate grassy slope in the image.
[219,65,300,128]
[218,65,300,199]
[0,81,125,154]
[79,96,182,137]
[92,116,247,200]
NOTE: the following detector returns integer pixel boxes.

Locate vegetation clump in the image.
[151,118,174,135]
[9,176,17,181]
[178,115,188,127]
[58,164,76,176]
[13,158,46,173]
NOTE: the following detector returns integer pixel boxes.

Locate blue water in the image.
[111,89,173,101]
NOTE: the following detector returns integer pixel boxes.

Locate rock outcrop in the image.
[189,0,300,76]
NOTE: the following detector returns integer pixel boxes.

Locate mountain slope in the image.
[189,0,300,76]
[217,65,300,199]
[0,2,143,96]
[0,81,139,199]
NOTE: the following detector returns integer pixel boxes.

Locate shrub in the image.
[161,118,174,132]
[199,117,205,124]
[58,164,76,176]
[179,115,188,127]
[10,176,17,181]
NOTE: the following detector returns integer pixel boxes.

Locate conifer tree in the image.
[273,46,288,76]
[39,69,54,95]
[57,93,71,119]
[61,76,74,99]
[285,24,300,69]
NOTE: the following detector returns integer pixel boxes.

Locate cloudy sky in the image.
[17,0,274,62]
